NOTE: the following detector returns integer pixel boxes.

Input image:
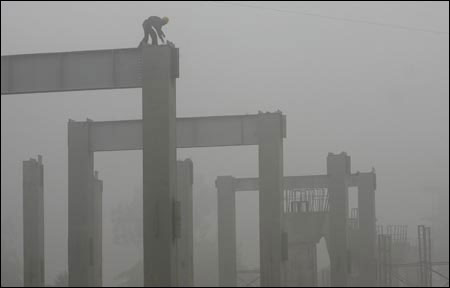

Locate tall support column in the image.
[357,170,376,286]
[68,120,94,287]
[142,45,179,286]
[89,171,103,286]
[23,155,45,287]
[216,176,237,287]
[327,152,350,287]
[258,113,284,287]
[176,159,194,286]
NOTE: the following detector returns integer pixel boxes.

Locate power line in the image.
[207,1,449,35]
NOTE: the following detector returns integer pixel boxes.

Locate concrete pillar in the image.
[23,155,45,287]
[142,45,179,286]
[216,176,237,287]
[285,208,323,287]
[258,113,284,287]
[88,171,103,287]
[176,159,194,286]
[327,152,350,287]
[357,170,376,287]
[284,243,317,287]
[68,120,94,287]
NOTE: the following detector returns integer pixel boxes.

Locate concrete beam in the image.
[23,155,45,287]
[232,175,329,192]
[349,171,375,187]
[82,113,286,151]
[1,48,141,94]
[229,173,373,192]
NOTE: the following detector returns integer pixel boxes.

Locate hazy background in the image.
[2,1,449,286]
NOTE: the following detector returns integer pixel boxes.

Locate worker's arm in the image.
[156,27,166,42]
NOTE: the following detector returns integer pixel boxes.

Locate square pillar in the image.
[23,155,45,287]
[327,152,350,287]
[68,120,94,287]
[176,159,194,286]
[258,113,284,287]
[216,176,237,287]
[357,171,376,286]
[88,171,103,287]
[142,45,179,286]
[285,208,323,287]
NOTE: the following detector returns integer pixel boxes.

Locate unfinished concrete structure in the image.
[3,45,287,286]
[216,152,377,287]
[67,111,286,286]
[22,155,45,287]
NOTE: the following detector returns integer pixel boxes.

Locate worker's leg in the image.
[139,33,149,48]
[149,29,158,45]
[140,21,150,46]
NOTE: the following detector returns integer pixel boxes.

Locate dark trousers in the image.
[140,27,158,47]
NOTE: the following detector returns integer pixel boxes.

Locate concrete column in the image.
[23,155,45,287]
[327,152,350,287]
[357,170,376,286]
[86,171,102,287]
[284,243,317,287]
[216,176,237,287]
[68,120,94,287]
[285,209,323,287]
[176,159,194,286]
[258,113,284,287]
[89,171,103,287]
[142,45,179,286]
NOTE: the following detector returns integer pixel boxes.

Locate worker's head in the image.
[162,16,169,25]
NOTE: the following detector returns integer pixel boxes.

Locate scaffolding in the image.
[284,188,329,214]
[387,225,408,243]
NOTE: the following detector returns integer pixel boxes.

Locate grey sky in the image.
[2,1,449,286]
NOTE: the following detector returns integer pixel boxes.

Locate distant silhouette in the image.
[139,16,169,47]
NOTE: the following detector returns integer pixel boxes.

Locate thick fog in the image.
[1,1,449,287]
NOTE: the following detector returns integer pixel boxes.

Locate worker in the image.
[139,16,169,47]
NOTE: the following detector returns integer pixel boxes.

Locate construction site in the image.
[1,2,449,287]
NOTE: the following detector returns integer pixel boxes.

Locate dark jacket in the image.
[143,16,165,35]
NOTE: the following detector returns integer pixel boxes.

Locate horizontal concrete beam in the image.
[228,171,375,192]
[72,113,286,151]
[233,175,328,191]
[349,171,376,189]
[284,175,329,190]
[2,48,142,94]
